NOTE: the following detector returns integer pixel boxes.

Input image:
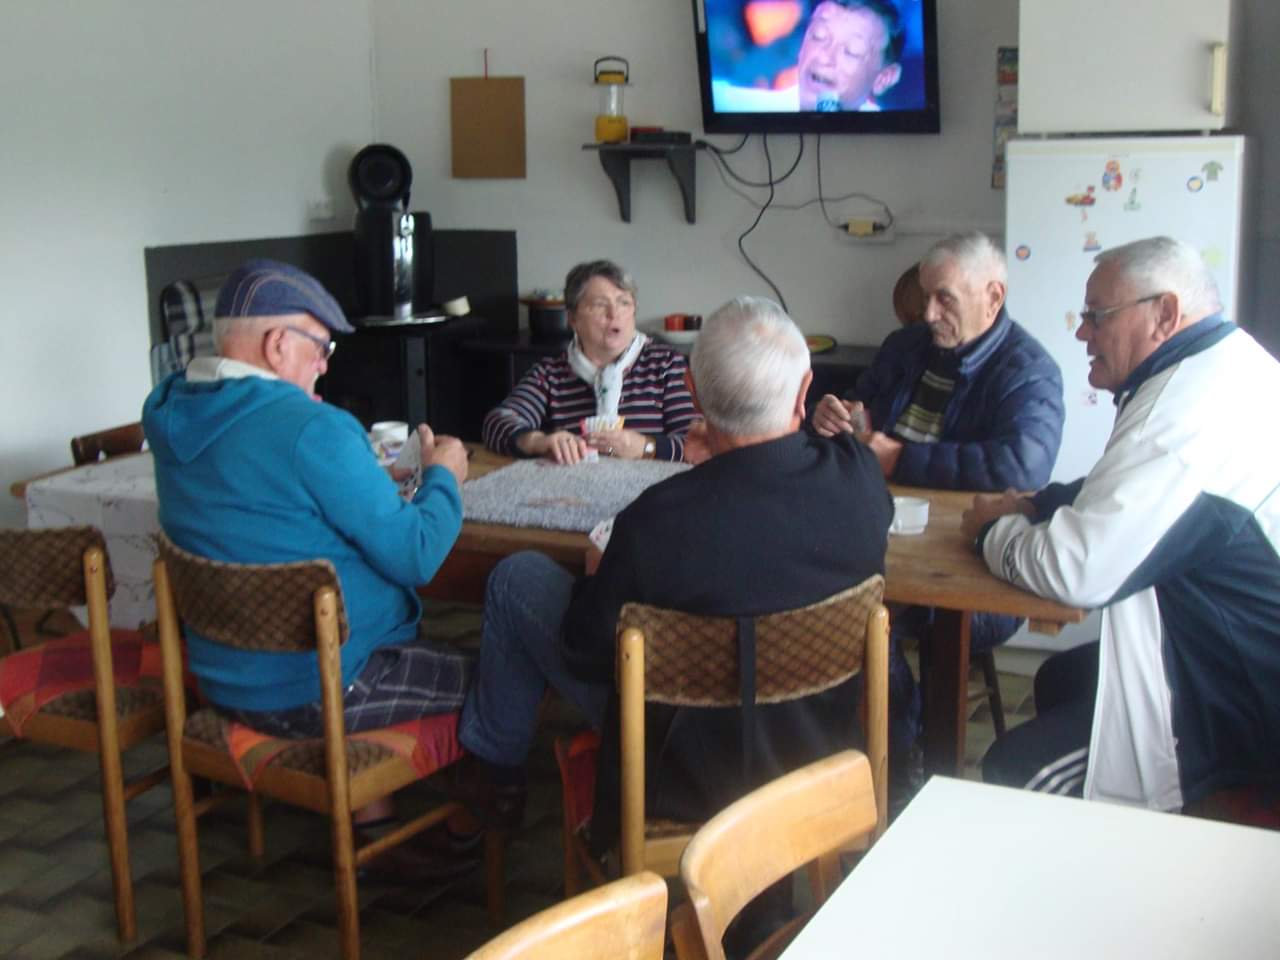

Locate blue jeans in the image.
[459,551,610,767]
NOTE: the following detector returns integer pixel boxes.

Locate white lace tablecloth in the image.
[25,453,160,629]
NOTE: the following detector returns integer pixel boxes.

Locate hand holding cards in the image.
[391,431,423,498]
[581,415,625,461]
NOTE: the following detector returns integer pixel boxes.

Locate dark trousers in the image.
[982,640,1099,795]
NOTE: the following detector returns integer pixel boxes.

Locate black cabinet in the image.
[322,315,491,439]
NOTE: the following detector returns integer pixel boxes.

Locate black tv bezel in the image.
[692,0,942,136]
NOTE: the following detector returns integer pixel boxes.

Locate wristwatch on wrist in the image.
[642,438,657,459]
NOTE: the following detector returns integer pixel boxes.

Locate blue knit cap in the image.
[215,258,354,333]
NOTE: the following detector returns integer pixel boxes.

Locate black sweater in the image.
[561,430,893,845]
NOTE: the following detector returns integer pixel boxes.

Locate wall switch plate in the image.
[307,198,335,222]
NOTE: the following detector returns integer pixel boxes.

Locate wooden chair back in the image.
[467,871,668,960]
[0,526,165,944]
[673,751,879,960]
[617,575,889,877]
[0,526,114,609]
[70,421,147,466]
[155,532,350,653]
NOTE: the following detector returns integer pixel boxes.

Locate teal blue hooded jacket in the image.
[142,370,462,711]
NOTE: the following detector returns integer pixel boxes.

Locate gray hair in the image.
[563,260,638,312]
[1093,236,1222,318]
[922,231,1008,287]
[212,314,272,352]
[690,297,810,436]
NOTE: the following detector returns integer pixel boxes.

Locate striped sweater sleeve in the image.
[481,358,558,456]
[481,346,697,461]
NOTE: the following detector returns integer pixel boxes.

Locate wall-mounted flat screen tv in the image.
[692,0,940,135]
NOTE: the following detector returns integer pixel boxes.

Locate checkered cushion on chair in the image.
[150,275,225,383]
[160,276,224,338]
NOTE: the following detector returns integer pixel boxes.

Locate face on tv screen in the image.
[695,0,939,134]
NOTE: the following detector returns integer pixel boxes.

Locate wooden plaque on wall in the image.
[450,76,527,179]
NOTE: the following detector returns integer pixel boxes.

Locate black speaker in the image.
[349,143,412,210]
[349,144,415,318]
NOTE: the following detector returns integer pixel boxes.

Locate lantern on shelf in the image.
[593,56,629,144]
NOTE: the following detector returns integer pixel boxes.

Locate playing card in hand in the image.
[581,415,625,435]
[391,434,423,498]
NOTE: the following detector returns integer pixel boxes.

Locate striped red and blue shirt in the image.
[482,342,697,461]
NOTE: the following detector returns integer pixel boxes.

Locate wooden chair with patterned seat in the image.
[0,526,169,944]
[670,750,880,960]
[616,575,889,880]
[152,532,501,960]
[465,870,668,960]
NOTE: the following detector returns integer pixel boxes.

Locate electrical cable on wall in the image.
[733,134,788,311]
[816,134,895,236]
[701,135,804,189]
[698,133,898,310]
[698,133,805,310]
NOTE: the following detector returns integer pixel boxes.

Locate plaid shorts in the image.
[223,634,475,739]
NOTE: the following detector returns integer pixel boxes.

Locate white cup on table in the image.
[890,496,929,536]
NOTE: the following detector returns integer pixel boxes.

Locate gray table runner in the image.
[463,458,690,532]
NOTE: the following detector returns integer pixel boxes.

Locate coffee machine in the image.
[349,144,416,320]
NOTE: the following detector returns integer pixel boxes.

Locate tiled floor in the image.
[0,604,1039,959]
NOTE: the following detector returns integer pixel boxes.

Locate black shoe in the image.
[446,757,528,831]
[416,819,485,855]
[354,829,480,884]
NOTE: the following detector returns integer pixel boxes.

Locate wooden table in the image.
[781,776,1280,959]
[429,448,1086,776]
[15,446,1085,774]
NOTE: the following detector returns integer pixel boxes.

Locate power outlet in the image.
[843,219,896,244]
[307,198,335,222]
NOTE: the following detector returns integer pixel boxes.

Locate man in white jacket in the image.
[962,236,1280,817]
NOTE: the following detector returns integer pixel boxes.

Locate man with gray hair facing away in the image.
[459,296,892,844]
[965,237,1280,823]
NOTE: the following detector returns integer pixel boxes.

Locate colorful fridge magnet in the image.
[1124,188,1141,212]
[1101,160,1123,191]
[1201,160,1223,182]
[1065,185,1096,207]
[1014,244,1031,261]
[1083,231,1101,252]
[1187,176,1205,193]
[1065,185,1096,222]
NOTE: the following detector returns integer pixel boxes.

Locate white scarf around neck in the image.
[566,332,649,418]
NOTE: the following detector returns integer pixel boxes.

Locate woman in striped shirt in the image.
[482,260,701,464]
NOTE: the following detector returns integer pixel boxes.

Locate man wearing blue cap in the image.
[143,258,472,754]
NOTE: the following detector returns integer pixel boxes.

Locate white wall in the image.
[0,0,375,525]
[371,0,1018,339]
[3,0,1276,530]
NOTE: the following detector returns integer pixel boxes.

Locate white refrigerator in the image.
[1004,134,1250,484]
